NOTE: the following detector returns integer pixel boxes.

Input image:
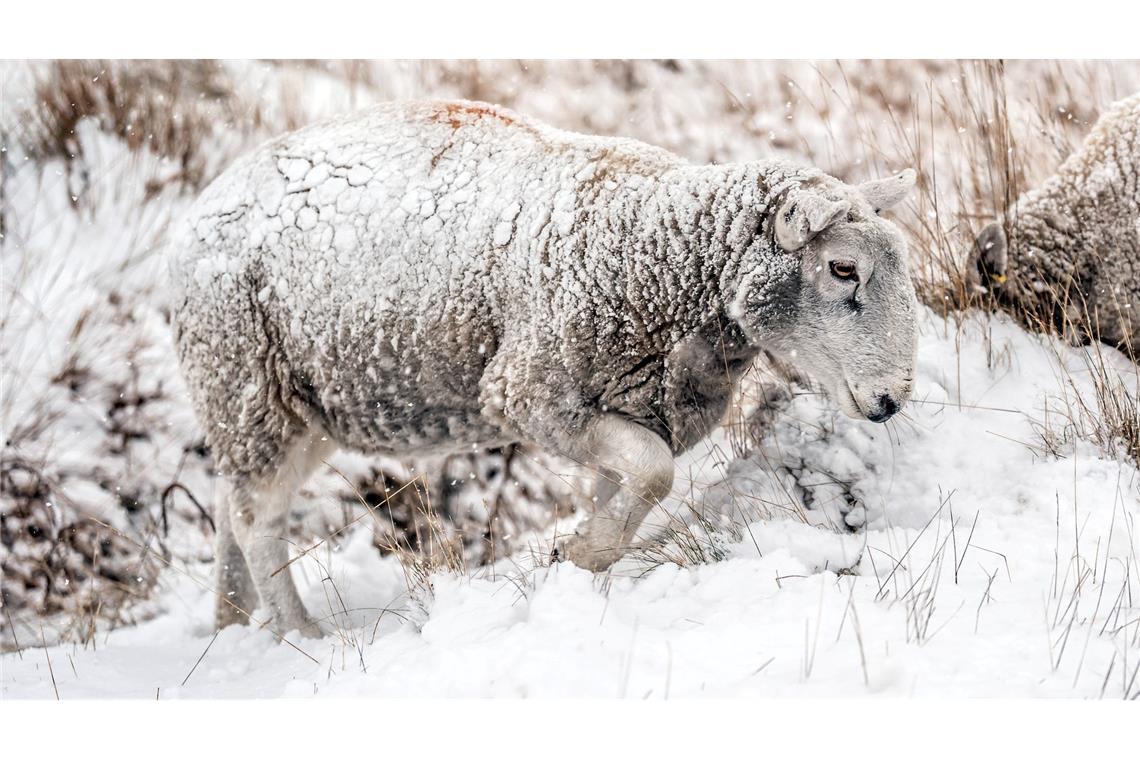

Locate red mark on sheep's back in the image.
[431,102,516,130]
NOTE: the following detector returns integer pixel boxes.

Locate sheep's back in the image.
[169,100,687,454]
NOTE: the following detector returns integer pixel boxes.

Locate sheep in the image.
[169,100,919,634]
[969,93,1140,355]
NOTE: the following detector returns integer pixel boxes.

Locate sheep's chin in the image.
[834,379,866,420]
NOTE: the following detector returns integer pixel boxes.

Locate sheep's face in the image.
[735,171,919,423]
[968,222,1009,293]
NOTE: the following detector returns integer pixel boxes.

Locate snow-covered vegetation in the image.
[2,60,1139,698]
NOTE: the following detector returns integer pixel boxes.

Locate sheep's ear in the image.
[971,222,1008,288]
[775,194,850,251]
[858,169,916,213]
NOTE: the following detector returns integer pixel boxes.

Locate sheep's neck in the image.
[589,162,793,348]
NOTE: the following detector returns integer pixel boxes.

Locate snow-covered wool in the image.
[170,100,919,632]
[971,93,1140,354]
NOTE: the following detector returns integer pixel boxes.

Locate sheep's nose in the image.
[866,394,899,423]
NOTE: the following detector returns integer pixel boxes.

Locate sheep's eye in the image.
[829,260,858,282]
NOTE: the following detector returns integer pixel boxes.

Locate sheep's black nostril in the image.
[866,394,899,423]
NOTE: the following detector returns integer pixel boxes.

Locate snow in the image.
[4,308,1137,698]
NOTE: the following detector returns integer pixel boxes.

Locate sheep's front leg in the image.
[557,415,675,571]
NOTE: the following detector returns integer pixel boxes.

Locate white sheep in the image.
[170,100,919,634]
[970,93,1140,354]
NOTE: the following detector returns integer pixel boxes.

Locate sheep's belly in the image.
[314,389,509,456]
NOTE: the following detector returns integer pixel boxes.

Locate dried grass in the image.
[15,60,241,200]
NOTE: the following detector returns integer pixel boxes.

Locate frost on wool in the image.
[972,93,1140,354]
[169,100,860,484]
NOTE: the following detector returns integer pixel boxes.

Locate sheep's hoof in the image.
[553,535,623,573]
[265,612,330,640]
[214,604,254,632]
[299,617,336,640]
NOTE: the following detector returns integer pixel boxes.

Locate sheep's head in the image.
[730,169,919,423]
[968,222,1009,292]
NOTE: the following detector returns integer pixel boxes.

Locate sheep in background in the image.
[970,93,1140,355]
[170,100,919,635]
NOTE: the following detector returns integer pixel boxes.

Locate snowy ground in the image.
[3,60,1139,699]
[4,310,1138,698]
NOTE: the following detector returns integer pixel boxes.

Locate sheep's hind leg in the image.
[556,415,675,572]
[214,481,257,629]
[228,433,334,636]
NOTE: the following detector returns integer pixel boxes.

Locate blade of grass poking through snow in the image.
[180,630,220,687]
